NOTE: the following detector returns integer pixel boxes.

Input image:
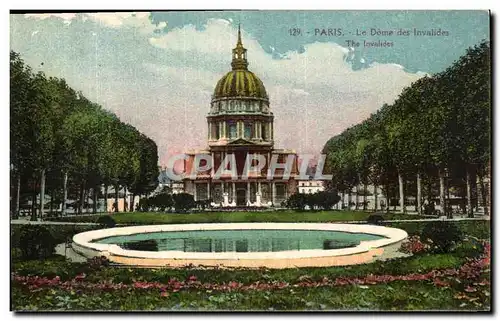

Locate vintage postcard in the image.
[10,10,491,312]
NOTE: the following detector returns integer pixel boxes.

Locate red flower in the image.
[433,278,450,287]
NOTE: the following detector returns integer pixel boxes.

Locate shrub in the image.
[315,191,341,210]
[453,237,485,259]
[87,256,110,270]
[173,193,196,213]
[137,198,152,212]
[367,214,384,225]
[286,193,307,210]
[96,215,116,228]
[421,221,462,253]
[18,225,58,260]
[150,193,174,211]
[400,235,431,254]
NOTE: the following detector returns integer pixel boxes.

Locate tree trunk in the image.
[114,184,119,213]
[62,172,68,217]
[93,186,98,214]
[398,171,405,214]
[31,187,37,221]
[446,179,451,216]
[104,184,108,213]
[417,173,422,215]
[130,193,136,212]
[15,173,21,218]
[123,186,128,212]
[83,188,88,214]
[385,183,390,214]
[354,185,359,210]
[426,177,431,204]
[466,168,473,218]
[78,181,85,215]
[363,183,367,211]
[39,168,46,221]
[374,185,378,212]
[439,168,447,218]
[49,189,54,216]
[347,190,352,210]
[478,175,487,215]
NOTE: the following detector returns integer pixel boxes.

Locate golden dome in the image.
[212,25,268,101]
[213,70,268,100]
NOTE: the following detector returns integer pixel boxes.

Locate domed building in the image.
[183,26,298,207]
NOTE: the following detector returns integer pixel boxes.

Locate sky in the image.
[10,11,489,166]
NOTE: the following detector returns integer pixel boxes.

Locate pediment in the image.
[228,138,255,145]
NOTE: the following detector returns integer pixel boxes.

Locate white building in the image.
[297,180,325,194]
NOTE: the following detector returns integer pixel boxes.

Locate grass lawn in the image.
[12,243,490,311]
[48,210,418,225]
[11,220,491,311]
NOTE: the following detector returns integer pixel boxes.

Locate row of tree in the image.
[136,188,211,213]
[10,51,160,219]
[322,41,490,218]
[284,191,341,211]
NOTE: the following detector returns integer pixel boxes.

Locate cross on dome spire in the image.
[237,24,243,47]
[231,24,248,70]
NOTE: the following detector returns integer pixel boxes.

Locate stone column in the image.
[256,182,262,207]
[193,182,197,201]
[232,182,236,206]
[247,182,251,205]
[208,122,212,140]
[223,121,227,138]
[223,192,229,207]
[207,182,211,200]
[211,152,215,176]
[272,182,276,206]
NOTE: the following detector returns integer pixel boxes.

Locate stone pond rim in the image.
[71,223,408,269]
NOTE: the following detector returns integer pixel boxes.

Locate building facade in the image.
[183,27,298,207]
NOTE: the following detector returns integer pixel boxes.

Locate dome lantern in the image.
[231,24,249,71]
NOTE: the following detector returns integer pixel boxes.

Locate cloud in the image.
[13,16,425,166]
[25,13,77,22]
[144,20,424,161]
[24,12,165,33]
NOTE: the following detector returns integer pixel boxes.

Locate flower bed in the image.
[12,242,490,311]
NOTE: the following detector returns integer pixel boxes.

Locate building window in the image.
[214,123,219,140]
[262,123,267,140]
[229,123,237,139]
[244,123,252,139]
[196,183,208,201]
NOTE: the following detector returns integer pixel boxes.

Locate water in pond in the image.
[94,229,384,253]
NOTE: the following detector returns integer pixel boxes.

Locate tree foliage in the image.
[322,41,490,216]
[10,51,159,218]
